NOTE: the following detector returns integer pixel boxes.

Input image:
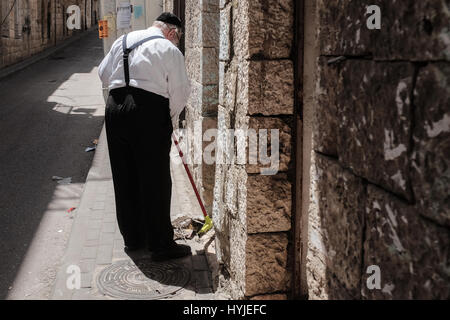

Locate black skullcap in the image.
[156,12,182,28]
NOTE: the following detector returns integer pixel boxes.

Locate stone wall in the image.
[162,0,173,14]
[212,0,295,299]
[1,0,99,69]
[184,0,220,217]
[163,0,220,217]
[304,0,450,299]
[163,0,448,300]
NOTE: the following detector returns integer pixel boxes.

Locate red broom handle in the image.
[172,133,208,218]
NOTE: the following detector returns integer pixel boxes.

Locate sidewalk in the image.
[51,123,228,300]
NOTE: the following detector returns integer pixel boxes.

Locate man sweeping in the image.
[98,13,191,261]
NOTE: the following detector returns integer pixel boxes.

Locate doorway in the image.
[173,0,185,55]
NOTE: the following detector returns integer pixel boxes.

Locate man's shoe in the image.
[152,242,192,262]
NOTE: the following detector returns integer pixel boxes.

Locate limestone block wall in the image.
[304,0,450,299]
[213,0,295,299]
[1,0,98,69]
[180,0,220,216]
[163,0,173,13]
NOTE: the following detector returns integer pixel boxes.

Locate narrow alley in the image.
[0,28,221,300]
[0,29,104,299]
[0,0,448,305]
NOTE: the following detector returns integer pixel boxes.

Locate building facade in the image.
[304,0,450,300]
[0,0,99,69]
[99,0,163,55]
[164,0,450,300]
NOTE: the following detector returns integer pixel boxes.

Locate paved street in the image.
[0,30,105,299]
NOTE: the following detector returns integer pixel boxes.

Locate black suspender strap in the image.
[122,34,165,88]
[122,35,131,88]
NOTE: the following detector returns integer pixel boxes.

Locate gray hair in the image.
[153,20,179,32]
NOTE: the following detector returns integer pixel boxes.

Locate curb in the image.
[50,123,108,300]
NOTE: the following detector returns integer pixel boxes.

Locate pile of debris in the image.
[172,216,209,241]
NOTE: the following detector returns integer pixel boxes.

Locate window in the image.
[1,0,11,38]
[14,0,21,38]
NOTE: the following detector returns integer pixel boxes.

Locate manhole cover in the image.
[97,259,191,300]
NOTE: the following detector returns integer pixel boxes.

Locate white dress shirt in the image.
[98,27,191,121]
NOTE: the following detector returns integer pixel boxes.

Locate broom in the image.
[171,132,213,235]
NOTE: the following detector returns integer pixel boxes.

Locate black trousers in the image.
[105,86,174,250]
